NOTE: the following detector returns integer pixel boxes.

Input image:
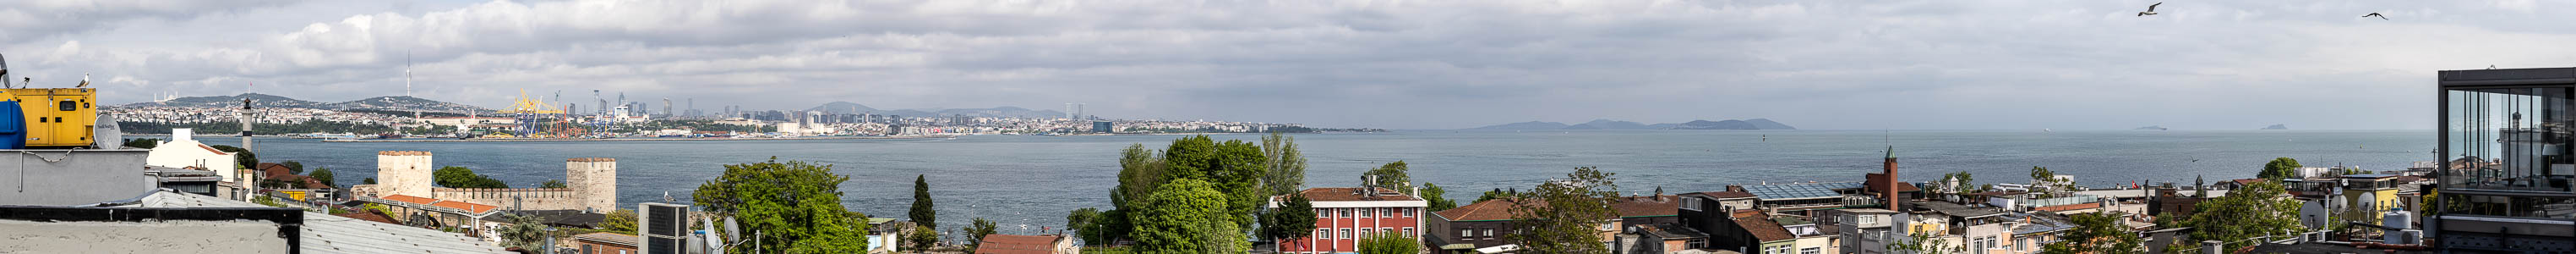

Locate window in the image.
[1340,208,1351,218]
[1482,229,1496,239]
[1404,227,1414,237]
[1799,247,1820,254]
[1859,215,1875,224]
[1343,229,1352,239]
[1318,208,1329,218]
[1684,198,1702,211]
[1362,207,1374,218]
[1461,229,1473,239]
[1362,228,1373,237]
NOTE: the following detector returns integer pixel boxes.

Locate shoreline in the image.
[314,135,956,142]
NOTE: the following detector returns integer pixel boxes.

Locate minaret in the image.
[1883,146,1901,210]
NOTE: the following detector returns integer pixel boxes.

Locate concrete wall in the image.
[144,139,237,181]
[0,149,152,206]
[567,158,618,213]
[0,219,289,254]
[434,188,583,211]
[375,152,434,197]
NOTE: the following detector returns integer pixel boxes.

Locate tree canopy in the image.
[1358,231,1422,254]
[1362,161,1413,193]
[2177,179,2302,251]
[1160,135,1269,229]
[912,174,938,229]
[2042,212,2145,254]
[598,209,639,235]
[1259,133,1307,197]
[433,167,507,187]
[1131,179,1245,253]
[1422,183,1458,212]
[122,138,161,149]
[308,168,336,189]
[1258,193,1318,242]
[1504,167,1620,253]
[2259,157,2303,180]
[964,218,1000,252]
[690,158,871,252]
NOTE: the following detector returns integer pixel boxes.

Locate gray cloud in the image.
[3,0,2568,130]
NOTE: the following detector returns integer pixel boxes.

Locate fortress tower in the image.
[565,157,619,213]
[375,151,435,197]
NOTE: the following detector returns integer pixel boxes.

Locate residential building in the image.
[2432,67,2576,252]
[572,232,639,254]
[974,234,1079,254]
[1627,224,1712,253]
[1831,208,1901,254]
[143,129,255,200]
[1893,201,2012,254]
[1272,186,1427,253]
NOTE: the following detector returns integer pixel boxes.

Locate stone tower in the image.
[566,157,619,213]
[376,151,435,197]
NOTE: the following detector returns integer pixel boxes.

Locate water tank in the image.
[0,100,24,149]
[2383,208,2415,229]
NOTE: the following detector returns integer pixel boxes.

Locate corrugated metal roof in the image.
[120,190,511,254]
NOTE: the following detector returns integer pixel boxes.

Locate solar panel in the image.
[1741,182,1860,200]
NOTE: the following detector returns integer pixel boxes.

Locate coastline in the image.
[314,135,956,142]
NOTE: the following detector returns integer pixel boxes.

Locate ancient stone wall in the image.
[375,151,435,197]
[432,188,584,211]
[566,157,619,213]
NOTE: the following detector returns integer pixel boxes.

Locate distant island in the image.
[1468,119,1795,130]
[2134,125,2168,130]
[2262,124,2289,130]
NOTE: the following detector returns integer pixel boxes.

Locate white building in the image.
[143,129,254,201]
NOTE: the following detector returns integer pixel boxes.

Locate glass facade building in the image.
[2436,68,2576,252]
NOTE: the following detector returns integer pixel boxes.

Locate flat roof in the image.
[2440,67,2576,87]
[1742,182,1862,201]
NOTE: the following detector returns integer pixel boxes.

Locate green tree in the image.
[1888,230,1962,254]
[2030,166,2059,197]
[363,177,375,185]
[208,145,258,170]
[1938,172,1975,195]
[1067,207,1107,246]
[2260,157,2302,180]
[913,174,938,229]
[2177,179,2302,251]
[1258,193,1318,242]
[1259,132,1307,197]
[1159,135,1269,229]
[1357,231,1421,254]
[965,218,1000,252]
[1475,188,1518,203]
[307,168,336,189]
[599,209,639,235]
[2042,212,2144,254]
[1132,179,1243,253]
[494,213,550,251]
[280,161,305,174]
[1504,167,1619,253]
[432,166,510,188]
[540,179,568,189]
[1421,183,1458,211]
[123,138,161,149]
[1362,161,1413,192]
[904,225,938,251]
[691,158,871,252]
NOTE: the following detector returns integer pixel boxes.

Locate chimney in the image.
[1883,146,1901,210]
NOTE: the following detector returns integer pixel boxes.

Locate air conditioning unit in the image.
[2388,229,2424,245]
[640,202,692,254]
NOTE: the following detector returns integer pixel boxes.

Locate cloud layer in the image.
[3,0,2568,129]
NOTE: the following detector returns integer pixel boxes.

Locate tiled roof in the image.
[1614,196,1678,218]
[1298,187,1423,202]
[1734,216,1796,242]
[974,235,1065,254]
[1438,198,1520,222]
[377,195,499,214]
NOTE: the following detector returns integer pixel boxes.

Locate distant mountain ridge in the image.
[116,93,490,113]
[1467,119,1795,130]
[803,102,1068,119]
[2262,124,2289,130]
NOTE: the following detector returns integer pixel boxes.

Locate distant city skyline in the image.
[3,1,2565,130]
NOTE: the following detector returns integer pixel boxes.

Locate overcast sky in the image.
[2,0,2565,130]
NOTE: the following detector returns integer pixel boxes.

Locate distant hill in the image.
[2135,125,2169,130]
[321,96,491,113]
[1671,119,1796,130]
[2262,124,2289,130]
[798,102,1067,119]
[119,93,325,109]
[1469,121,1571,130]
[116,93,488,113]
[806,102,881,114]
[1564,119,1651,130]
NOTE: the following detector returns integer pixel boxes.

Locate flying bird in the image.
[2137,3,2162,16]
[2363,13,2387,19]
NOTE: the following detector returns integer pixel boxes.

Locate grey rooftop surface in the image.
[118,190,512,254]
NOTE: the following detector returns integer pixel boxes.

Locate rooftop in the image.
[572,232,638,247]
[1297,187,1422,202]
[1740,182,1864,201]
[1688,191,1756,199]
[1635,224,1709,240]
[974,234,1067,254]
[1437,198,1517,222]
[1613,195,1679,218]
[116,190,510,253]
[1734,216,1797,242]
[1910,201,2006,218]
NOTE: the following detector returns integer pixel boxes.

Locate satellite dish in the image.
[724,216,740,237]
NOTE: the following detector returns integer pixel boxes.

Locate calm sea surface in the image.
[183,130,2432,234]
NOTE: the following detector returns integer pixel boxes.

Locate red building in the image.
[1273,186,1428,253]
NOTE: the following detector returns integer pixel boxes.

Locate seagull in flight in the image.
[2362,13,2387,19]
[2137,3,2162,16]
